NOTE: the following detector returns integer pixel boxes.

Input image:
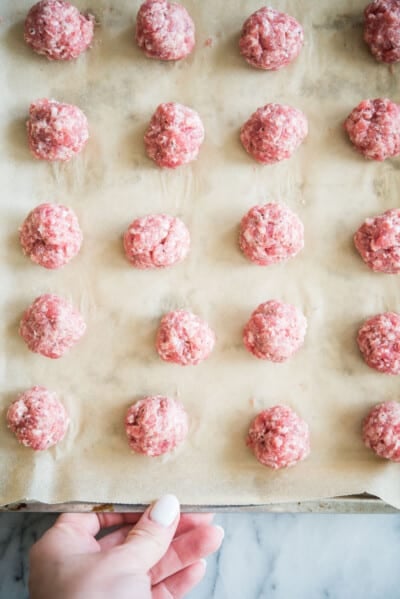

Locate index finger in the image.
[176,513,215,536]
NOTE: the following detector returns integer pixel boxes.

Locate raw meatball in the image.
[123,214,190,269]
[354,208,400,273]
[27,98,89,162]
[239,202,304,266]
[243,299,307,362]
[239,7,304,71]
[357,312,400,374]
[246,405,310,469]
[19,203,82,269]
[24,0,94,61]
[364,0,400,63]
[144,102,204,168]
[125,395,188,456]
[156,310,215,366]
[19,294,86,359]
[363,400,400,461]
[240,104,308,164]
[7,386,69,450]
[136,0,195,61]
[344,98,400,161]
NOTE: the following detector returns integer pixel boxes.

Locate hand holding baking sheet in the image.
[29,495,224,599]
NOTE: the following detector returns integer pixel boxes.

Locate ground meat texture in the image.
[344,98,400,161]
[354,208,400,274]
[7,386,69,451]
[123,214,190,269]
[19,203,82,270]
[239,7,304,71]
[364,0,400,63]
[19,294,86,359]
[357,312,400,374]
[125,395,188,457]
[240,104,308,165]
[136,0,195,61]
[27,98,89,162]
[156,310,215,366]
[144,102,204,168]
[243,300,307,362]
[24,0,94,61]
[239,202,304,266]
[363,401,400,461]
[246,405,310,469]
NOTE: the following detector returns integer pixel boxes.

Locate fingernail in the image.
[150,494,180,527]
[200,558,207,568]
[215,525,225,538]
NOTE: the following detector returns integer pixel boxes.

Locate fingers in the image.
[56,513,142,537]
[152,560,206,599]
[150,524,224,585]
[97,525,132,550]
[98,513,214,552]
[175,513,214,536]
[35,507,215,568]
[56,512,213,541]
[117,495,180,571]
[31,514,137,558]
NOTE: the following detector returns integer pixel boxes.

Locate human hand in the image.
[29,495,224,599]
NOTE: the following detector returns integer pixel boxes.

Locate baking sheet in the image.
[2,0,400,509]
[3,495,400,514]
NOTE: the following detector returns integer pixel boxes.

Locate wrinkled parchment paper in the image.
[2,0,400,508]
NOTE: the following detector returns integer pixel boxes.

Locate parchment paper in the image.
[2,0,400,509]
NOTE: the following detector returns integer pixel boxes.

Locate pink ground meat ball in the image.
[136,0,195,61]
[363,400,400,461]
[243,299,307,362]
[7,386,69,450]
[364,0,400,63]
[27,98,89,162]
[144,102,204,168]
[239,7,304,71]
[240,103,308,164]
[354,208,400,274]
[123,214,190,269]
[357,312,400,374]
[24,0,94,61]
[239,202,304,266]
[344,98,400,161]
[247,405,310,469]
[125,395,189,456]
[19,203,82,269]
[19,294,86,359]
[156,310,215,366]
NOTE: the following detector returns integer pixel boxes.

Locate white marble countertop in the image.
[1,512,400,598]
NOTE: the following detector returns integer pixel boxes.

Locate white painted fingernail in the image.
[215,525,225,538]
[200,558,207,568]
[150,494,180,527]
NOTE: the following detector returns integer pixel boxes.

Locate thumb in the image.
[120,494,180,572]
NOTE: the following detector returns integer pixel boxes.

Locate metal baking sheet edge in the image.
[1,494,398,513]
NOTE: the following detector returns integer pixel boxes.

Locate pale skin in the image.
[29,495,224,599]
